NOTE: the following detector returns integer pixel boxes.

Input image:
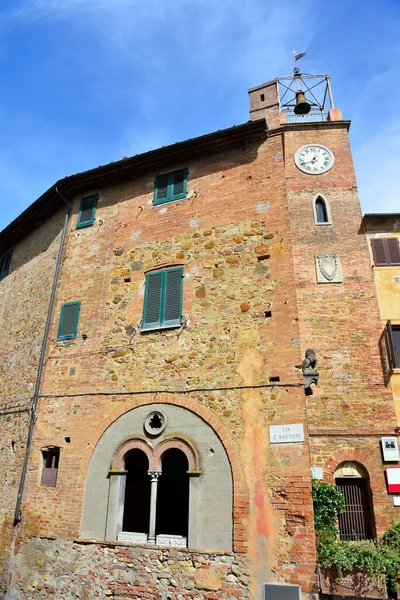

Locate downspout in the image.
[14,186,71,524]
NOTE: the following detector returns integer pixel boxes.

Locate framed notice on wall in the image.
[385,467,400,493]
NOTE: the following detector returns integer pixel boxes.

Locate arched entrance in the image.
[335,461,375,540]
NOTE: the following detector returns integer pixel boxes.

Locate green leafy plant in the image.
[312,479,345,538]
[312,480,400,596]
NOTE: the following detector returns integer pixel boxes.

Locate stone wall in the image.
[2,113,397,600]
[5,537,251,600]
[0,209,66,584]
[12,133,317,598]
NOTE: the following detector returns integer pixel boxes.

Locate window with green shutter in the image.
[0,249,13,279]
[57,302,81,340]
[142,268,183,331]
[154,169,188,205]
[77,193,98,229]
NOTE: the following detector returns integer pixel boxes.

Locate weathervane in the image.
[292,49,306,75]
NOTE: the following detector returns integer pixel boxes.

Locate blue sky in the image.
[0,0,399,231]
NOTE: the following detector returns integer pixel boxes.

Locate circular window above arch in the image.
[144,411,167,437]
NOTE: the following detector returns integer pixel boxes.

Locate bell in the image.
[294,91,311,115]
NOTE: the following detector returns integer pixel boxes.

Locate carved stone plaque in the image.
[156,534,187,547]
[117,531,148,544]
[315,254,342,283]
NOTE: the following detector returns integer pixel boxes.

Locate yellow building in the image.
[363,213,400,421]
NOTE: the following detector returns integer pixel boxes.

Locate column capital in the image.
[148,470,162,482]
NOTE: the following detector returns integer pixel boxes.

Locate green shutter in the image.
[142,268,183,331]
[57,302,81,340]
[171,169,187,199]
[155,174,169,203]
[163,269,183,327]
[0,249,13,278]
[154,169,187,205]
[142,272,163,330]
[77,193,98,229]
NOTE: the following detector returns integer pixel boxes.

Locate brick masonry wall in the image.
[6,133,318,599]
[284,122,399,529]
[0,210,66,584]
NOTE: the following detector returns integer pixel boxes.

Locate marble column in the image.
[148,470,161,544]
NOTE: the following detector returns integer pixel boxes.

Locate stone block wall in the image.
[7,132,318,599]
[0,209,66,583]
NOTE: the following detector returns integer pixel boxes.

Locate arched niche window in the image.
[122,449,151,535]
[334,461,375,541]
[313,195,332,225]
[106,437,199,548]
[156,449,189,539]
[81,403,233,551]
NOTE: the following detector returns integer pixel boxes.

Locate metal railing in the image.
[286,112,328,123]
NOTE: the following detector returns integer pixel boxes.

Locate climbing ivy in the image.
[312,479,400,595]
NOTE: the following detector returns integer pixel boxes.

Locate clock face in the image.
[294,144,334,174]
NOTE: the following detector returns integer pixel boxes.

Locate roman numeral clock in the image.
[294,144,334,174]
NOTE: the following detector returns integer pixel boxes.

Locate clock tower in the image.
[249,69,397,551]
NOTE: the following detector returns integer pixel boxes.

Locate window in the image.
[41,448,60,487]
[0,249,13,279]
[385,320,400,370]
[335,462,375,541]
[371,238,400,266]
[142,268,183,331]
[57,302,81,340]
[313,195,331,225]
[315,197,328,223]
[77,193,98,229]
[154,169,187,205]
[121,448,189,544]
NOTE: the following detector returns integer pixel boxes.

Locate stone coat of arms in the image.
[315,253,342,283]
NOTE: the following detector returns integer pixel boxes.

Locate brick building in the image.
[0,73,398,600]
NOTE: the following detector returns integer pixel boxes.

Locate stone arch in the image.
[324,448,376,484]
[79,394,248,552]
[112,438,157,471]
[81,399,240,551]
[327,454,376,540]
[153,437,199,472]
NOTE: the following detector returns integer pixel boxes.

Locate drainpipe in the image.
[14,187,71,524]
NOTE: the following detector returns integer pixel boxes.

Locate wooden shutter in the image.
[386,320,397,370]
[58,302,81,340]
[371,239,388,266]
[154,169,187,205]
[0,249,13,278]
[163,269,183,327]
[154,174,169,204]
[172,169,187,199]
[77,193,98,228]
[371,238,400,266]
[386,238,400,265]
[142,272,163,330]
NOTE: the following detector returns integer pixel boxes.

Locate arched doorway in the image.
[156,449,189,537]
[122,449,151,534]
[335,461,375,540]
